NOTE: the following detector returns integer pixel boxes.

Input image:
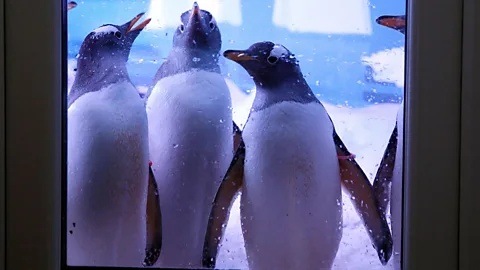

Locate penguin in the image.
[202,42,393,270]
[144,2,240,267]
[372,14,406,270]
[67,13,162,267]
[67,1,77,11]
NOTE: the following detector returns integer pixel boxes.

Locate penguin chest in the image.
[67,81,149,225]
[145,70,233,265]
[240,101,342,268]
[145,70,233,181]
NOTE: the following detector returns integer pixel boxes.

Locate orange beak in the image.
[376,16,406,29]
[126,13,152,35]
[223,50,259,62]
[190,1,200,18]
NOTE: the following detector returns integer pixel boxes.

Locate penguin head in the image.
[67,1,77,11]
[376,15,406,34]
[223,41,302,88]
[78,13,151,63]
[172,2,222,54]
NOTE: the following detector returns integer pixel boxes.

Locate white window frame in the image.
[0,0,468,269]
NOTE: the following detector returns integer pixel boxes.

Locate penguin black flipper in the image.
[233,121,242,152]
[203,140,245,268]
[333,128,393,265]
[372,123,398,215]
[143,165,162,267]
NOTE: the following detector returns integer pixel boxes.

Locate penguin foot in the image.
[142,248,160,267]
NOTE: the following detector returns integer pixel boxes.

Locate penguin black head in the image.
[224,41,319,111]
[376,15,406,34]
[172,2,222,54]
[224,41,302,89]
[69,13,150,108]
[78,13,151,63]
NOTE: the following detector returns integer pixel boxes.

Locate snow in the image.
[361,46,405,88]
[272,0,372,35]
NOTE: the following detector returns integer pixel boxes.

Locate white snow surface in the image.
[362,46,405,89]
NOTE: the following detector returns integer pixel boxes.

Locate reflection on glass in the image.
[66,0,406,269]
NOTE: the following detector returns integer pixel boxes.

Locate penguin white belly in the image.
[241,101,342,270]
[67,81,149,267]
[146,70,233,268]
[391,101,404,270]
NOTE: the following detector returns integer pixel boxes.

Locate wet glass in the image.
[66,0,406,269]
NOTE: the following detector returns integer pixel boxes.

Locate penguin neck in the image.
[251,76,319,112]
[151,48,221,86]
[68,55,131,109]
[74,55,130,89]
[169,47,221,73]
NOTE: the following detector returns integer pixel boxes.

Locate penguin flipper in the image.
[334,130,393,265]
[372,123,398,215]
[143,165,162,267]
[232,121,242,153]
[203,140,245,268]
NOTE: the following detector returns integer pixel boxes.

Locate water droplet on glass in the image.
[316,80,320,86]
[173,144,179,148]
[219,119,224,123]
[192,57,201,62]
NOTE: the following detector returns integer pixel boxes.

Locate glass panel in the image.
[66,0,406,269]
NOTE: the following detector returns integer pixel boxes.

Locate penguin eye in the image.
[267,56,279,65]
[209,21,215,29]
[179,24,185,33]
[114,31,122,39]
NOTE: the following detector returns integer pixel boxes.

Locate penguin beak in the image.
[67,1,77,11]
[125,12,151,36]
[376,15,406,31]
[190,1,200,19]
[223,50,258,62]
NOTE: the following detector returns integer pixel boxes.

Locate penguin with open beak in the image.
[67,13,162,267]
[373,14,406,270]
[202,42,393,269]
[144,2,241,267]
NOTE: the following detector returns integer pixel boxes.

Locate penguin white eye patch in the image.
[269,44,289,59]
[92,25,120,37]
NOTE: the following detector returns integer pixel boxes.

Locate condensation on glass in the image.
[65,0,406,269]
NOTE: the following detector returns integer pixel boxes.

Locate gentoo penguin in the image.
[144,2,240,267]
[202,42,393,270]
[67,1,77,11]
[372,14,406,270]
[67,13,162,267]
